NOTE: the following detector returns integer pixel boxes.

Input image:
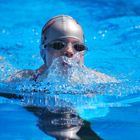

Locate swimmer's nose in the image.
[63,45,74,58]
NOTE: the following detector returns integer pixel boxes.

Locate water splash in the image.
[0,55,140,120]
[0,56,18,81]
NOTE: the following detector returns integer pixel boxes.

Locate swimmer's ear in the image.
[40,49,44,60]
[40,48,48,66]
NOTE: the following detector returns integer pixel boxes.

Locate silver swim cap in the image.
[41,15,84,46]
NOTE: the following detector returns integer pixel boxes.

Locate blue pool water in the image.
[0,0,140,140]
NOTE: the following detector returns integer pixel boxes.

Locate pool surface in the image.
[0,0,140,140]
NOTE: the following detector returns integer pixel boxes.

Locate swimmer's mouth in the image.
[61,57,79,68]
[62,59,79,68]
[62,61,71,67]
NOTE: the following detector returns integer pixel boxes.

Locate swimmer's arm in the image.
[84,70,119,96]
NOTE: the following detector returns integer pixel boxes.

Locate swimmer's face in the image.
[44,37,86,68]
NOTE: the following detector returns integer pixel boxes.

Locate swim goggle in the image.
[44,40,88,52]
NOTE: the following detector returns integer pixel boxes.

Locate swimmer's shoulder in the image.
[7,65,47,82]
[7,69,36,82]
[85,67,118,83]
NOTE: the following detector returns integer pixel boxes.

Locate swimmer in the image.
[7,15,117,83]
